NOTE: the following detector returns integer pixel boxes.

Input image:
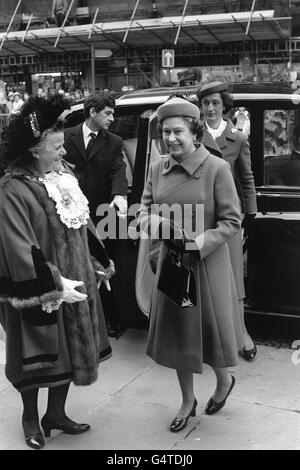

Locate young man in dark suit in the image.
[64,91,128,337]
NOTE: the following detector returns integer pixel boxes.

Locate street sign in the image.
[162,49,175,68]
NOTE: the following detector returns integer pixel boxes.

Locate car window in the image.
[264,109,300,188]
[110,113,141,187]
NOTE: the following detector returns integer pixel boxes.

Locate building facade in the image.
[0,0,297,94]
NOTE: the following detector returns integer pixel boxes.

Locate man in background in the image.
[52,0,69,27]
[64,91,128,337]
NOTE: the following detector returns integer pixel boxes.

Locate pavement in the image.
[0,327,299,451]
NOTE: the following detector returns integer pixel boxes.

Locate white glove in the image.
[95,259,115,290]
[42,298,63,313]
[110,195,127,218]
[61,276,88,303]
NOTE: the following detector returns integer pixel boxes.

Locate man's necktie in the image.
[86,132,96,157]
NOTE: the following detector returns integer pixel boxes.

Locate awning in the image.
[0,10,291,57]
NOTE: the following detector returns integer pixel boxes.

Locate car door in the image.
[244,100,300,317]
[110,107,158,328]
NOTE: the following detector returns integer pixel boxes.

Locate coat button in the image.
[164,159,170,169]
[194,171,200,179]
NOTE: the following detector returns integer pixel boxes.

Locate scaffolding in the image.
[0,0,294,90]
[0,9,292,53]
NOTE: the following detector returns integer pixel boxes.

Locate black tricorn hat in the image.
[1,93,70,160]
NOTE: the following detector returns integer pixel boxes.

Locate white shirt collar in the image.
[206,119,227,140]
[82,122,99,148]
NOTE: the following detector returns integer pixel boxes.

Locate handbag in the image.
[157,249,196,307]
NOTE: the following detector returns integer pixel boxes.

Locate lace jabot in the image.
[43,171,90,229]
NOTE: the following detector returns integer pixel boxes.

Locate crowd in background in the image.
[0,87,93,116]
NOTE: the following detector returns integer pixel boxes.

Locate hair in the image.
[200,89,233,115]
[157,116,203,141]
[30,120,64,149]
[84,91,116,119]
[219,90,233,114]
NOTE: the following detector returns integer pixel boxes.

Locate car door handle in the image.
[256,193,300,198]
[257,192,281,197]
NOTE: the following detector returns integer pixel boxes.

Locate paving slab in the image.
[175,402,300,450]
[0,329,299,451]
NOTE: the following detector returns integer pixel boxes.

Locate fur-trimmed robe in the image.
[0,168,111,390]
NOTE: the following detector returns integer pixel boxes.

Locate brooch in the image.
[164,159,170,169]
[28,112,41,138]
[60,190,72,208]
[231,128,237,134]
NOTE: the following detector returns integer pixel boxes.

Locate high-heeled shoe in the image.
[22,419,45,450]
[24,433,45,450]
[169,399,197,433]
[41,415,91,438]
[205,375,235,415]
[240,344,257,361]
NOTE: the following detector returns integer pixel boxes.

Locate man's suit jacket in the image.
[201,119,257,214]
[64,124,128,223]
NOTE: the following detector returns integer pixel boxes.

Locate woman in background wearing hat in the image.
[136,97,243,433]
[197,81,257,361]
[0,94,112,449]
[11,91,24,114]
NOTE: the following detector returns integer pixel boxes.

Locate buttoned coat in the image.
[64,124,128,223]
[201,120,258,299]
[0,167,111,391]
[136,145,243,372]
[201,119,257,214]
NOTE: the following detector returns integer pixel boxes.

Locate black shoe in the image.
[22,419,44,450]
[41,415,90,438]
[106,321,121,338]
[169,399,197,433]
[240,344,257,361]
[24,433,45,450]
[205,375,235,415]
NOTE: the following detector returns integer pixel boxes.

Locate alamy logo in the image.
[95,203,204,250]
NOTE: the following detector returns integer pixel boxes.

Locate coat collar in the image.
[162,144,210,177]
[68,124,107,161]
[202,119,238,156]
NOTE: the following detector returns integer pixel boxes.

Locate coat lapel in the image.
[202,120,237,158]
[201,129,223,158]
[215,132,228,152]
[87,131,106,161]
[69,125,86,161]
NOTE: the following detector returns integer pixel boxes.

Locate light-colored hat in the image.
[13,91,22,97]
[7,91,14,98]
[197,81,229,101]
[157,97,200,122]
